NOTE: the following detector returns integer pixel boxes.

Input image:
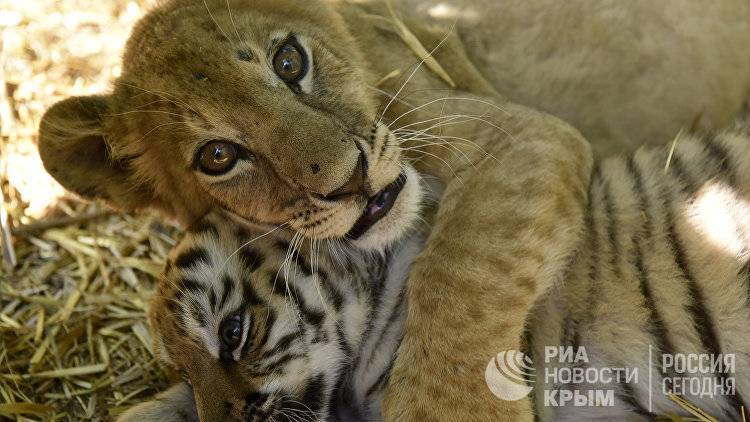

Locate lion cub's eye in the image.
[219,315,243,351]
[197,140,238,175]
[273,41,307,83]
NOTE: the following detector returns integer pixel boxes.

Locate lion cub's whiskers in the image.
[401,147,463,184]
[116,81,199,115]
[309,237,332,316]
[104,109,187,119]
[398,129,488,154]
[202,0,232,45]
[224,0,244,45]
[272,230,302,321]
[377,29,454,125]
[396,130,488,162]
[393,112,490,132]
[393,116,504,163]
[396,139,474,168]
[127,121,193,150]
[366,85,418,111]
[388,96,510,128]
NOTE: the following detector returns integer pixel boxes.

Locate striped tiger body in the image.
[528,127,750,420]
[121,126,750,421]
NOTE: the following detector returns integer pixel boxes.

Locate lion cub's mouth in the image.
[346,172,408,239]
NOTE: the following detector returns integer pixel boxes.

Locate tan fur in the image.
[380,98,591,420]
[38,1,750,420]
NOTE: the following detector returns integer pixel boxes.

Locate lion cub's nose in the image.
[321,153,367,200]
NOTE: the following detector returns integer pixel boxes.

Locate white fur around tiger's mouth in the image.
[346,172,408,239]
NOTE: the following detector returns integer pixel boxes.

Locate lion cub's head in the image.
[39,0,422,250]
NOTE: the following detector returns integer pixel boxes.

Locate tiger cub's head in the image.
[38,0,423,251]
[150,211,369,421]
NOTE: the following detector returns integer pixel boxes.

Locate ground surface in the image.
[0,1,176,420]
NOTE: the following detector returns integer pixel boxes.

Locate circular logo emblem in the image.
[485,350,535,401]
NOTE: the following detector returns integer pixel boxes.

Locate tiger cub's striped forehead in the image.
[157,213,305,362]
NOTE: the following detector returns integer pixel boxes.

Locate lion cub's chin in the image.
[350,166,424,252]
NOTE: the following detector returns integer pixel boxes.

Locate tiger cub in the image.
[124,209,425,422]
[121,126,750,421]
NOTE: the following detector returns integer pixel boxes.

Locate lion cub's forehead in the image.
[124,0,346,71]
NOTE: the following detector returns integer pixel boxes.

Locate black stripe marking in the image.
[601,177,623,280]
[239,247,265,272]
[208,287,217,313]
[174,247,210,269]
[618,382,653,417]
[355,254,390,362]
[299,374,325,414]
[583,165,602,326]
[327,371,353,421]
[627,157,676,365]
[257,352,306,375]
[242,277,263,307]
[186,219,219,237]
[270,273,292,298]
[244,391,269,416]
[668,154,697,194]
[260,330,300,360]
[364,282,407,367]
[318,270,344,311]
[336,325,353,358]
[180,278,207,295]
[173,289,188,306]
[275,240,291,254]
[188,302,207,327]
[701,134,736,187]
[240,314,256,358]
[167,298,180,315]
[258,310,276,351]
[296,253,313,277]
[218,275,234,311]
[285,283,325,332]
[559,315,577,351]
[365,358,394,398]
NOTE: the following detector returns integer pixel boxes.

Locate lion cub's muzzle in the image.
[314,150,368,200]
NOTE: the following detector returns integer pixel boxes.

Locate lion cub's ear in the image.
[38,95,155,211]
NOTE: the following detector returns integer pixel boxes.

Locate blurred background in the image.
[0,1,179,420]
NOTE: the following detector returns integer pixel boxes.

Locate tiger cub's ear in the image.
[38,95,156,212]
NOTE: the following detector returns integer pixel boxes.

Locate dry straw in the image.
[1,1,173,419]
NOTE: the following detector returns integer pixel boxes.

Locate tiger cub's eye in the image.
[197,140,238,175]
[273,41,307,83]
[219,315,243,350]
